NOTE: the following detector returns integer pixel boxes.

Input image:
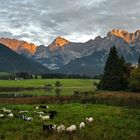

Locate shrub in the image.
[129,68,140,92]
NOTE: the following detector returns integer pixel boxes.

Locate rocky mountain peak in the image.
[109,29,140,44]
[0,38,37,56]
[49,36,70,50]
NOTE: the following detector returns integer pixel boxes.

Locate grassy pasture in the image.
[0,103,140,140]
[0,79,97,97]
[0,79,97,88]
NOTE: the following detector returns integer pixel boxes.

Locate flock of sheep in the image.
[43,116,93,134]
[0,104,94,135]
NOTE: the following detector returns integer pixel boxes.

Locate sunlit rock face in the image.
[110,29,140,44]
[48,36,70,50]
[0,38,37,57]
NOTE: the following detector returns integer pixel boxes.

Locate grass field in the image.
[0,79,97,97]
[0,103,140,140]
[0,79,97,88]
[0,79,140,139]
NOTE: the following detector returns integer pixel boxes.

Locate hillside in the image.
[55,51,106,75]
[0,43,49,74]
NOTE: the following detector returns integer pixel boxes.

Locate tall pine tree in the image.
[98,46,128,90]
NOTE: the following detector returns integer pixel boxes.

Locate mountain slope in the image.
[55,51,107,76]
[0,43,49,74]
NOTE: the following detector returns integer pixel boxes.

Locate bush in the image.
[55,81,62,87]
[129,68,140,92]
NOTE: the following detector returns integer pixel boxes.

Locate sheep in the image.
[19,110,28,113]
[8,113,14,118]
[35,106,39,110]
[79,122,85,129]
[67,125,76,133]
[39,105,49,109]
[25,116,33,121]
[86,117,93,124]
[3,108,11,113]
[0,114,4,118]
[43,124,56,133]
[17,114,33,121]
[57,124,65,133]
[39,115,50,121]
[36,111,44,115]
[48,110,57,119]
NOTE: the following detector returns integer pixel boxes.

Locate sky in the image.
[0,0,140,45]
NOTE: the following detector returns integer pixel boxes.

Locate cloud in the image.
[0,0,140,45]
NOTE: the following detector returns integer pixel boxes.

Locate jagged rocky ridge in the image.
[0,29,140,75]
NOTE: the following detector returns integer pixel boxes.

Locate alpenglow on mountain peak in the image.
[110,29,140,44]
[49,36,70,50]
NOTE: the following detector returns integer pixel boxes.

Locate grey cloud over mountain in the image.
[0,0,140,45]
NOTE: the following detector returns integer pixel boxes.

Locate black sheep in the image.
[43,124,56,133]
[48,111,57,119]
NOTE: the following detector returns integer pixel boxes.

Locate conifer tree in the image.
[98,46,128,90]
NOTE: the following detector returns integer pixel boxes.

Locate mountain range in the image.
[0,29,140,75]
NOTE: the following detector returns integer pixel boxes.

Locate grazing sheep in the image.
[36,111,44,115]
[48,110,57,119]
[86,117,93,123]
[67,125,76,133]
[18,115,33,121]
[39,105,49,109]
[0,114,4,118]
[79,122,85,129]
[57,124,65,133]
[35,106,39,110]
[19,110,28,113]
[25,116,33,121]
[39,115,50,121]
[8,113,14,118]
[3,108,11,113]
[43,124,56,133]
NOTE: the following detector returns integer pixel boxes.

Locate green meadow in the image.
[0,79,97,88]
[0,103,140,140]
[0,79,139,140]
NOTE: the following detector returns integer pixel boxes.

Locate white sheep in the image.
[39,115,50,121]
[8,113,14,118]
[67,125,76,133]
[35,106,39,110]
[86,117,93,123]
[52,125,56,130]
[25,117,33,121]
[19,110,28,113]
[79,122,85,129]
[57,124,65,133]
[3,108,11,113]
[36,111,44,115]
[0,114,4,118]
